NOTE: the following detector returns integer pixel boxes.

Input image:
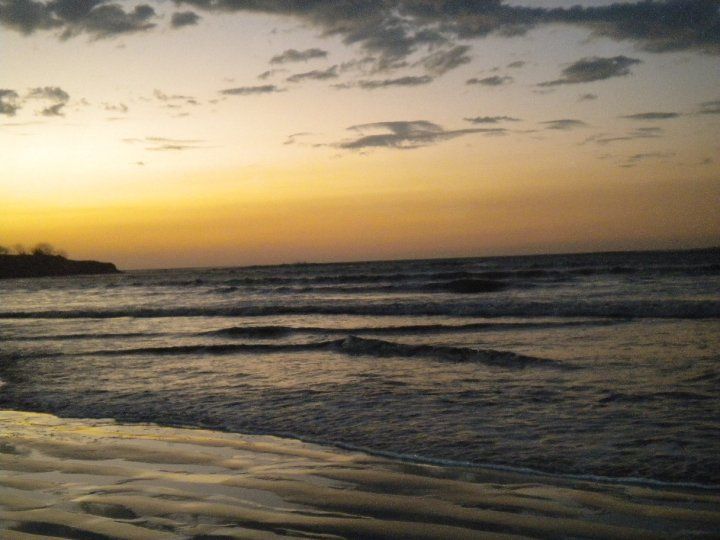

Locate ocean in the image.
[1,248,719,488]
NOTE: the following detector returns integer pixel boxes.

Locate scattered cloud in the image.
[153,89,197,107]
[464,115,520,124]
[335,120,504,150]
[419,45,471,76]
[270,48,327,64]
[541,119,588,130]
[337,75,433,90]
[220,85,284,96]
[171,11,200,29]
[621,112,680,120]
[103,102,128,113]
[579,93,597,101]
[0,89,20,116]
[26,86,70,116]
[507,60,526,69]
[287,65,338,83]
[467,75,513,87]
[539,56,641,86]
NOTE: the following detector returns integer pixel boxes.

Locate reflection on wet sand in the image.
[1,410,718,539]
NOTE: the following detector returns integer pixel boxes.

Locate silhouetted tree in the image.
[31,242,57,256]
[13,244,27,255]
[0,245,10,255]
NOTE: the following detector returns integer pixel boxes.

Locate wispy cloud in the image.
[621,151,675,168]
[419,45,471,76]
[583,127,663,145]
[334,120,505,150]
[621,112,680,120]
[270,48,328,65]
[464,116,520,124]
[124,136,207,151]
[220,85,284,96]
[337,75,433,90]
[287,66,338,83]
[539,56,641,86]
[467,75,513,87]
[541,119,588,130]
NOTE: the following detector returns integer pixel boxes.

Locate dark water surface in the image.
[1,249,719,486]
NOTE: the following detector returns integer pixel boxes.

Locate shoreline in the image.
[1,410,718,539]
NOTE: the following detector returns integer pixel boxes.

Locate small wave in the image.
[202,319,621,339]
[75,336,562,369]
[334,336,562,368]
[203,326,295,339]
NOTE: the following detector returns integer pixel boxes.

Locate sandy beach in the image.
[0,410,718,539]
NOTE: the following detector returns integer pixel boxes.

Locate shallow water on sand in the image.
[1,249,719,486]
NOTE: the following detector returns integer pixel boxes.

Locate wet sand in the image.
[0,410,718,539]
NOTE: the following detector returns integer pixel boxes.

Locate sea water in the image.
[1,249,718,486]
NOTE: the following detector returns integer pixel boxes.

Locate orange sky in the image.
[1,1,719,268]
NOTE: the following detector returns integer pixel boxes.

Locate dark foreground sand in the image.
[0,411,718,539]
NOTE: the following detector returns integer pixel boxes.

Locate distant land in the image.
[0,254,120,279]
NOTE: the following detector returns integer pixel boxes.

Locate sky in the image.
[1,0,719,269]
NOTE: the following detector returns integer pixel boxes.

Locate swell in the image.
[202,319,620,339]
[149,262,720,288]
[69,336,564,369]
[2,299,718,319]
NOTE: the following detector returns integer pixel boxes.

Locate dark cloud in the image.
[467,75,513,86]
[464,115,520,124]
[220,84,283,96]
[270,48,327,64]
[698,99,720,114]
[26,85,69,116]
[0,89,20,116]
[335,120,505,150]
[541,119,587,130]
[507,60,525,69]
[579,93,598,101]
[0,0,156,38]
[60,3,156,39]
[337,75,433,90]
[621,112,680,120]
[286,65,338,83]
[539,56,641,86]
[419,45,471,76]
[4,1,719,58]
[171,10,199,28]
[169,0,720,62]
